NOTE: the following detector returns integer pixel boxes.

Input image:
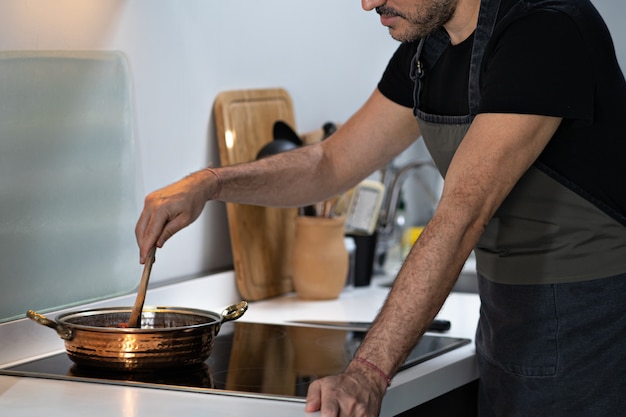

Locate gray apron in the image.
[410,0,626,415]
[411,2,626,286]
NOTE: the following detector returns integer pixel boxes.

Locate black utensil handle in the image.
[428,319,451,332]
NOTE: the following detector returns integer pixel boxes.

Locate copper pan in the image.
[26,301,248,372]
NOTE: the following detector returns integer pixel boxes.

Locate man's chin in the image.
[387,28,418,43]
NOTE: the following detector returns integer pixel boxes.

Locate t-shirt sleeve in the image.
[478,9,594,124]
[377,41,417,109]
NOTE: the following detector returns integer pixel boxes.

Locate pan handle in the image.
[26,310,73,341]
[221,301,248,323]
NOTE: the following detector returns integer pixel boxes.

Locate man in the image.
[136,0,626,415]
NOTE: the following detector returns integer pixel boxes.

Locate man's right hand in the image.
[135,168,218,263]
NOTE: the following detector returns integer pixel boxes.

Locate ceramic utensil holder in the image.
[291,216,348,300]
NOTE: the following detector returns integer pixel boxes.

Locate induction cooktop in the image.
[1,322,470,402]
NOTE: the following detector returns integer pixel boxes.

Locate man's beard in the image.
[377,0,457,42]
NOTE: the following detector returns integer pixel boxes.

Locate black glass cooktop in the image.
[1,322,470,402]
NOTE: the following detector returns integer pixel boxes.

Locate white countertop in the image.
[0,271,480,417]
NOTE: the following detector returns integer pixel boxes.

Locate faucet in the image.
[374,158,438,270]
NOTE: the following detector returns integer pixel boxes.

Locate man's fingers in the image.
[305,380,322,412]
[135,213,155,263]
[136,207,171,263]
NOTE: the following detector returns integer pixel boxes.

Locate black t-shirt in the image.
[378,0,626,224]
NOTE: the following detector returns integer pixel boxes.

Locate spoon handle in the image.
[128,246,156,328]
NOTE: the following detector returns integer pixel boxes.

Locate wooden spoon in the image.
[128,246,156,328]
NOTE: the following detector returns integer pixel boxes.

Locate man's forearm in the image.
[349,210,481,381]
[215,143,345,207]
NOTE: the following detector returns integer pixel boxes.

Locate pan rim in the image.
[56,305,222,333]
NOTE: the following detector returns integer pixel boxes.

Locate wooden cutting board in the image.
[213,88,298,301]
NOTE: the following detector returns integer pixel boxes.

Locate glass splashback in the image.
[0,51,141,322]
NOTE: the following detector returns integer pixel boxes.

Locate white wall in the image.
[0,0,399,284]
[0,0,623,286]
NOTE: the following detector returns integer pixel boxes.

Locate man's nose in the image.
[362,0,386,11]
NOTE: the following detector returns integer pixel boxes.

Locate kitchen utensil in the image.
[26,301,248,371]
[256,139,299,159]
[128,246,156,328]
[214,88,297,301]
[288,319,451,332]
[344,179,386,235]
[274,120,303,144]
[322,121,338,138]
[256,121,302,159]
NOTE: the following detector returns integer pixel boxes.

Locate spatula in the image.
[128,246,156,328]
